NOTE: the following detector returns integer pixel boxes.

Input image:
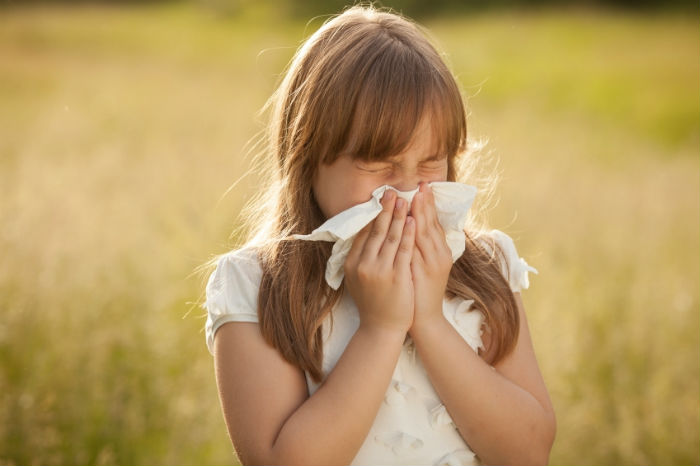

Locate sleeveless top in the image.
[203,229,538,466]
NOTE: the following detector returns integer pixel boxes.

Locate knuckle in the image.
[343,257,355,272]
[397,242,411,253]
[374,259,390,272]
[385,232,400,244]
[375,212,389,225]
[356,263,374,281]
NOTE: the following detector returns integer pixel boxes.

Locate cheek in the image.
[428,165,449,182]
[342,177,380,208]
[318,175,378,218]
[424,172,447,183]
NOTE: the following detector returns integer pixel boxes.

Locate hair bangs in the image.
[428,68,467,161]
[333,39,466,165]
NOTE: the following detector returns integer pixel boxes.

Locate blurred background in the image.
[0,0,697,464]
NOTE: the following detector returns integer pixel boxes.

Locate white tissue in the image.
[290,181,477,289]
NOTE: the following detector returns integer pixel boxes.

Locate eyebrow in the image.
[383,153,446,163]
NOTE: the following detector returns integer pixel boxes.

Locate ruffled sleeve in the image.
[203,246,262,354]
[480,229,538,293]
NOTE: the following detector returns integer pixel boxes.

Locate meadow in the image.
[0,3,697,465]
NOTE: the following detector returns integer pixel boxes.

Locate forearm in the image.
[411,317,554,466]
[270,325,405,466]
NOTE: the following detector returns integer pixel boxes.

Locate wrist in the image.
[409,313,449,343]
[357,322,408,343]
[412,298,445,330]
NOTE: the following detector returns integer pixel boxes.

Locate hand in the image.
[409,182,453,332]
[344,189,416,334]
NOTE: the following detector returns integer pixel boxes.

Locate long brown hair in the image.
[227,5,518,383]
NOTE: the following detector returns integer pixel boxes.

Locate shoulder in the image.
[203,244,263,354]
[205,245,263,303]
[474,229,538,293]
[208,244,262,283]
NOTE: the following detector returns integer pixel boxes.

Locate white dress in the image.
[204,229,538,466]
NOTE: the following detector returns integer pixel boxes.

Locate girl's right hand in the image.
[343,189,416,334]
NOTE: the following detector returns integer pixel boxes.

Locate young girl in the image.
[204,5,556,465]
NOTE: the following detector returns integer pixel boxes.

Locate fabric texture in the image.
[203,247,262,353]
[479,229,539,292]
[203,227,537,465]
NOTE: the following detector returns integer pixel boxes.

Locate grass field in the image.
[0,3,698,465]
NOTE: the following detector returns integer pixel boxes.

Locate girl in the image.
[204,5,556,466]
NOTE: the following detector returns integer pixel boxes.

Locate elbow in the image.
[522,450,551,466]
[527,437,554,466]
[233,444,294,466]
[493,409,557,466]
[526,408,557,466]
[525,441,553,466]
[245,452,305,466]
[543,408,557,464]
[508,436,555,466]
[237,431,318,466]
[264,445,351,466]
[264,454,348,466]
[247,424,357,466]
[247,447,306,466]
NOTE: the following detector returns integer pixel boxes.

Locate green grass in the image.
[0,3,697,465]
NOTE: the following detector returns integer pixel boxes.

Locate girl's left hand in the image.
[408,182,453,332]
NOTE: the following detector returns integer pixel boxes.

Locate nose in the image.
[391,171,422,193]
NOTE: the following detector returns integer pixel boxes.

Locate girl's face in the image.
[312,116,448,219]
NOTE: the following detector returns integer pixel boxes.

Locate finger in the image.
[412,228,431,263]
[414,185,444,253]
[411,191,429,244]
[421,182,441,228]
[346,221,372,267]
[362,189,397,260]
[423,184,448,252]
[411,235,431,276]
[394,215,415,271]
[378,196,408,262]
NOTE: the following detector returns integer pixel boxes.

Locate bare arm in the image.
[213,190,416,465]
[408,182,555,465]
[409,292,556,466]
[214,321,405,466]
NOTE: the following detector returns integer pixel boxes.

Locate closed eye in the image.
[420,159,447,170]
[356,163,393,173]
[355,155,446,173]
[363,168,392,174]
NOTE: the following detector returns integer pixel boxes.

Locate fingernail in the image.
[395,198,405,210]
